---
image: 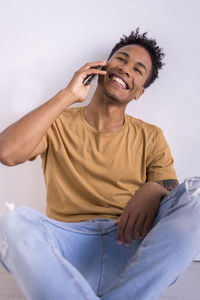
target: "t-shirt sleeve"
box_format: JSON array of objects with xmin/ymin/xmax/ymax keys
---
[
  {"xmin": 27, "ymin": 110, "xmax": 66, "ymax": 162},
  {"xmin": 146, "ymin": 128, "xmax": 177, "ymax": 181},
  {"xmin": 28, "ymin": 133, "xmax": 48, "ymax": 162}
]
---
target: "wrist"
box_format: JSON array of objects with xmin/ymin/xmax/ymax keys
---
[
  {"xmin": 148, "ymin": 181, "xmax": 169, "ymax": 196},
  {"xmin": 60, "ymin": 88, "xmax": 78, "ymax": 105},
  {"xmin": 146, "ymin": 181, "xmax": 169, "ymax": 201},
  {"xmin": 132, "ymin": 181, "xmax": 168, "ymax": 203}
]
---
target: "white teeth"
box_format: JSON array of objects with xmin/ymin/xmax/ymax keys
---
[{"xmin": 112, "ymin": 76, "xmax": 127, "ymax": 89}]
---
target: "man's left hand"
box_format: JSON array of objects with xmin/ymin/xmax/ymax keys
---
[{"xmin": 114, "ymin": 182, "xmax": 167, "ymax": 246}]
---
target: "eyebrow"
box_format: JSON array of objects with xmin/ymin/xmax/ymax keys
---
[{"xmin": 117, "ymin": 51, "xmax": 147, "ymax": 71}]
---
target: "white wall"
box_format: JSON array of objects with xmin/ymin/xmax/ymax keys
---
[{"xmin": 0, "ymin": 0, "xmax": 200, "ymax": 214}]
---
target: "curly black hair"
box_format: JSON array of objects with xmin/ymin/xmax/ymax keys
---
[{"xmin": 107, "ymin": 28, "xmax": 165, "ymax": 88}]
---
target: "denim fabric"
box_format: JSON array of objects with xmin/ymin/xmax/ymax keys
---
[{"xmin": 0, "ymin": 176, "xmax": 200, "ymax": 300}]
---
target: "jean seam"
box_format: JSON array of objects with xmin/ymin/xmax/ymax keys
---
[
  {"xmin": 39, "ymin": 217, "xmax": 92, "ymax": 300},
  {"xmin": 103, "ymin": 182, "xmax": 186, "ymax": 295},
  {"xmin": 43, "ymin": 218, "xmax": 116, "ymax": 234},
  {"xmin": 97, "ymin": 230, "xmax": 106, "ymax": 297}
]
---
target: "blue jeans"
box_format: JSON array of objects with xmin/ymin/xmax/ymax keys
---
[{"xmin": 0, "ymin": 177, "xmax": 200, "ymax": 300}]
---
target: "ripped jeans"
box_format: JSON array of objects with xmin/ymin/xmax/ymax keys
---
[{"xmin": 0, "ymin": 177, "xmax": 200, "ymax": 300}]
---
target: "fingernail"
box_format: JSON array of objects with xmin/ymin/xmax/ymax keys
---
[
  {"xmin": 125, "ymin": 243, "xmax": 130, "ymax": 247},
  {"xmin": 117, "ymin": 240, "xmax": 122, "ymax": 245}
]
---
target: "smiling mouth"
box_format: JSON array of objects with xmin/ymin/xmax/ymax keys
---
[{"xmin": 109, "ymin": 74, "xmax": 130, "ymax": 90}]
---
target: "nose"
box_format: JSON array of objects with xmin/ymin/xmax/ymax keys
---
[{"xmin": 118, "ymin": 64, "xmax": 131, "ymax": 77}]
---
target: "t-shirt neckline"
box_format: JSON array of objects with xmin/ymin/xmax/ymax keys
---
[{"xmin": 80, "ymin": 106, "xmax": 128, "ymax": 136}]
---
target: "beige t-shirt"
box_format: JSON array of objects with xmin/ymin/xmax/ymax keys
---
[{"xmin": 29, "ymin": 107, "xmax": 177, "ymax": 222}]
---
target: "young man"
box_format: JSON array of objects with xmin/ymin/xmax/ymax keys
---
[{"xmin": 0, "ymin": 28, "xmax": 200, "ymax": 300}]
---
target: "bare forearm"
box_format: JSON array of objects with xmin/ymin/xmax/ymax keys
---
[
  {"xmin": 132, "ymin": 181, "xmax": 169, "ymax": 203},
  {"xmin": 0, "ymin": 61, "xmax": 107, "ymax": 166},
  {"xmin": 0, "ymin": 88, "xmax": 75, "ymax": 165}
]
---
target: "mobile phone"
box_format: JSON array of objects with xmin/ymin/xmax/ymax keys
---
[{"xmin": 84, "ymin": 65, "xmax": 104, "ymax": 85}]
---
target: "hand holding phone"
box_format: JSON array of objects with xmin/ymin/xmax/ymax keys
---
[
  {"xmin": 84, "ymin": 65, "xmax": 105, "ymax": 85},
  {"xmin": 66, "ymin": 61, "xmax": 106, "ymax": 103}
]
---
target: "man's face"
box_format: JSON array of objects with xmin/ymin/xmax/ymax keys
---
[{"xmin": 98, "ymin": 44, "xmax": 152, "ymax": 104}]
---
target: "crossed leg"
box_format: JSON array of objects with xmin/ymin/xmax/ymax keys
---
[
  {"xmin": 0, "ymin": 207, "xmax": 100, "ymax": 300},
  {"xmin": 102, "ymin": 177, "xmax": 200, "ymax": 300},
  {"xmin": 1, "ymin": 177, "xmax": 200, "ymax": 300}
]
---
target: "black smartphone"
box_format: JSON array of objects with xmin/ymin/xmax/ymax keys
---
[{"xmin": 84, "ymin": 65, "xmax": 104, "ymax": 85}]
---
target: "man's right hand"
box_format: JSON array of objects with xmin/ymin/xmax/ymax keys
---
[
  {"xmin": 65, "ymin": 61, "xmax": 107, "ymax": 103},
  {"xmin": 0, "ymin": 61, "xmax": 107, "ymax": 166}
]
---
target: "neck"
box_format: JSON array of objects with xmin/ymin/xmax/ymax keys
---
[{"xmin": 84, "ymin": 86, "xmax": 127, "ymax": 133}]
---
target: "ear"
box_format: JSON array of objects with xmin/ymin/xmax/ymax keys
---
[{"xmin": 135, "ymin": 87, "xmax": 145, "ymax": 101}]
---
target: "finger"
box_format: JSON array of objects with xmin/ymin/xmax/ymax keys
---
[
  {"xmin": 81, "ymin": 60, "xmax": 107, "ymax": 71},
  {"xmin": 83, "ymin": 68, "xmax": 107, "ymax": 78},
  {"xmin": 140, "ymin": 215, "xmax": 154, "ymax": 239},
  {"xmin": 124, "ymin": 216, "xmax": 137, "ymax": 246},
  {"xmin": 116, "ymin": 214, "xmax": 128, "ymax": 245},
  {"xmin": 133, "ymin": 214, "xmax": 146, "ymax": 240},
  {"xmin": 82, "ymin": 68, "xmax": 107, "ymax": 86}
]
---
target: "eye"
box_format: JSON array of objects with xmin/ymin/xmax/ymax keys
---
[
  {"xmin": 117, "ymin": 57, "xmax": 125, "ymax": 62},
  {"xmin": 134, "ymin": 68, "xmax": 142, "ymax": 75}
]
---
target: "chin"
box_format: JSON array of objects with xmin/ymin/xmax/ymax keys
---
[{"xmin": 103, "ymin": 89, "xmax": 127, "ymax": 104}]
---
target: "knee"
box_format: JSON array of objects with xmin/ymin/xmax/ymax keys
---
[
  {"xmin": 182, "ymin": 177, "xmax": 200, "ymax": 216},
  {"xmin": 185, "ymin": 176, "xmax": 200, "ymax": 198},
  {"xmin": 0, "ymin": 207, "xmax": 45, "ymax": 269},
  {"xmin": 174, "ymin": 177, "xmax": 200, "ymax": 238},
  {"xmin": 168, "ymin": 178, "xmax": 200, "ymax": 234},
  {"xmin": 0, "ymin": 206, "xmax": 42, "ymax": 242}
]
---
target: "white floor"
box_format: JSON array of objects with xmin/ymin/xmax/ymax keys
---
[{"xmin": 0, "ymin": 262, "xmax": 200, "ymax": 300}]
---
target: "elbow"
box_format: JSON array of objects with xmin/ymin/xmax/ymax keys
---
[
  {"xmin": 0, "ymin": 156, "xmax": 16, "ymax": 167},
  {"xmin": 0, "ymin": 149, "xmax": 18, "ymax": 166},
  {"xmin": 0, "ymin": 146, "xmax": 28, "ymax": 166},
  {"xmin": 0, "ymin": 159, "xmax": 16, "ymax": 167}
]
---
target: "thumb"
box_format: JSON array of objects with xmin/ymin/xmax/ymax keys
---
[{"xmin": 114, "ymin": 217, "xmax": 121, "ymax": 224}]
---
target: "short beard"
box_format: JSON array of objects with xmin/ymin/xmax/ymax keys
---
[{"xmin": 103, "ymin": 89, "xmax": 124, "ymax": 104}]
